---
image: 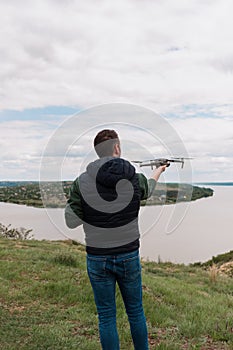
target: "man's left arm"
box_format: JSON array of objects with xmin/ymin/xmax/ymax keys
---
[{"xmin": 65, "ymin": 179, "xmax": 84, "ymax": 229}]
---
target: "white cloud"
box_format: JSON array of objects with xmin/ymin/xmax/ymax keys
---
[
  {"xmin": 0, "ymin": 0, "xmax": 233, "ymax": 111},
  {"xmin": 0, "ymin": 111, "xmax": 232, "ymax": 181},
  {"xmin": 0, "ymin": 120, "xmax": 53, "ymax": 179},
  {"xmin": 169, "ymin": 116, "xmax": 233, "ymax": 181},
  {"xmin": 0, "ymin": 0, "xmax": 233, "ymax": 181}
]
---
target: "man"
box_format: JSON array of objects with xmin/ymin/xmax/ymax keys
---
[{"xmin": 65, "ymin": 129, "xmax": 167, "ymax": 350}]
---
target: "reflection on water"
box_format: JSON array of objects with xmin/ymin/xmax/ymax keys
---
[{"xmin": 0, "ymin": 186, "xmax": 232, "ymax": 264}]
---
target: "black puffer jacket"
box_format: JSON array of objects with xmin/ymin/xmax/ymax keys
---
[{"xmin": 79, "ymin": 157, "xmax": 141, "ymax": 251}]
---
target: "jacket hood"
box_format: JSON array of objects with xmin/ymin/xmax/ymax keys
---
[{"xmin": 86, "ymin": 157, "xmax": 135, "ymax": 188}]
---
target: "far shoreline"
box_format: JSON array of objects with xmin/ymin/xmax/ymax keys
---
[{"xmin": 0, "ymin": 181, "xmax": 214, "ymax": 208}]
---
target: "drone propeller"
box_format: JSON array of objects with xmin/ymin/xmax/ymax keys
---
[{"xmin": 171, "ymin": 157, "xmax": 194, "ymax": 160}]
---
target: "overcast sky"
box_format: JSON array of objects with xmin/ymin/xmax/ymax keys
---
[{"xmin": 0, "ymin": 0, "xmax": 233, "ymax": 182}]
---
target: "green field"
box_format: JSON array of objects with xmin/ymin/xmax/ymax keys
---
[{"xmin": 0, "ymin": 238, "xmax": 232, "ymax": 349}]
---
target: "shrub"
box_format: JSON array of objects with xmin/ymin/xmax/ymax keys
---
[
  {"xmin": 0, "ymin": 223, "xmax": 33, "ymax": 240},
  {"xmin": 53, "ymin": 253, "xmax": 77, "ymax": 267}
]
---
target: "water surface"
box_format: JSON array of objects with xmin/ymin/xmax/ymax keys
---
[{"xmin": 1, "ymin": 186, "xmax": 232, "ymax": 264}]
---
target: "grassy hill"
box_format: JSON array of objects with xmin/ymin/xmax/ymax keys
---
[{"xmin": 0, "ymin": 238, "xmax": 232, "ymax": 349}]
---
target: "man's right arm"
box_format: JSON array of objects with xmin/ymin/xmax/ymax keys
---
[
  {"xmin": 138, "ymin": 173, "xmax": 156, "ymax": 200},
  {"xmin": 150, "ymin": 165, "xmax": 167, "ymax": 182},
  {"xmin": 64, "ymin": 179, "xmax": 84, "ymax": 229}
]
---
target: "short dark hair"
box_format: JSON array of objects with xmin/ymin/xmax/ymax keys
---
[{"xmin": 94, "ymin": 129, "xmax": 119, "ymax": 157}]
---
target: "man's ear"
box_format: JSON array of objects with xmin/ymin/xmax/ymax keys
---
[{"xmin": 113, "ymin": 142, "xmax": 121, "ymax": 156}]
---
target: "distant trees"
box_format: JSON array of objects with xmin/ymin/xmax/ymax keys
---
[{"xmin": 0, "ymin": 182, "xmax": 214, "ymax": 208}]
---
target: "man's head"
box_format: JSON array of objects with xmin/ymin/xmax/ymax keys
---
[{"xmin": 94, "ymin": 129, "xmax": 121, "ymax": 158}]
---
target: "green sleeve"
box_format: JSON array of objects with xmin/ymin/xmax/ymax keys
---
[
  {"xmin": 64, "ymin": 178, "xmax": 84, "ymax": 228},
  {"xmin": 137, "ymin": 173, "xmax": 156, "ymax": 200}
]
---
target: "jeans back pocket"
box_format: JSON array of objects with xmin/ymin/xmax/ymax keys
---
[
  {"xmin": 123, "ymin": 255, "xmax": 141, "ymax": 280},
  {"xmin": 87, "ymin": 256, "xmax": 107, "ymax": 281}
]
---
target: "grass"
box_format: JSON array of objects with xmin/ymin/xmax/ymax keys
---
[{"xmin": 0, "ymin": 238, "xmax": 233, "ymax": 349}]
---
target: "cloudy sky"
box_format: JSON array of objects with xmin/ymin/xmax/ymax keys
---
[{"xmin": 0, "ymin": 0, "xmax": 233, "ymax": 182}]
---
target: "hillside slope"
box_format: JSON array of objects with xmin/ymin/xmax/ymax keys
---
[{"xmin": 0, "ymin": 238, "xmax": 232, "ymax": 349}]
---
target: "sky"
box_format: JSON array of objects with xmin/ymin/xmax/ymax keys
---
[{"xmin": 0, "ymin": 0, "xmax": 233, "ymax": 182}]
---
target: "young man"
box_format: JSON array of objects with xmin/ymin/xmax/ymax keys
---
[{"xmin": 65, "ymin": 129, "xmax": 167, "ymax": 350}]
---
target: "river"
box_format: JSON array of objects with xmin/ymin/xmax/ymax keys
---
[{"xmin": 0, "ymin": 186, "xmax": 232, "ymax": 264}]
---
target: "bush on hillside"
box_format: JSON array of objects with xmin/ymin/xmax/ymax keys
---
[{"xmin": 0, "ymin": 223, "xmax": 33, "ymax": 240}]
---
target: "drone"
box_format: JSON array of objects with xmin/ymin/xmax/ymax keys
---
[{"xmin": 132, "ymin": 157, "xmax": 192, "ymax": 170}]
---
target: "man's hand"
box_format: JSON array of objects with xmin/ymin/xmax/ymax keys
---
[{"xmin": 150, "ymin": 164, "xmax": 167, "ymax": 182}]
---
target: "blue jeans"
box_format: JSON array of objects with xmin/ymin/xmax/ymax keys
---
[{"xmin": 86, "ymin": 249, "xmax": 149, "ymax": 350}]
